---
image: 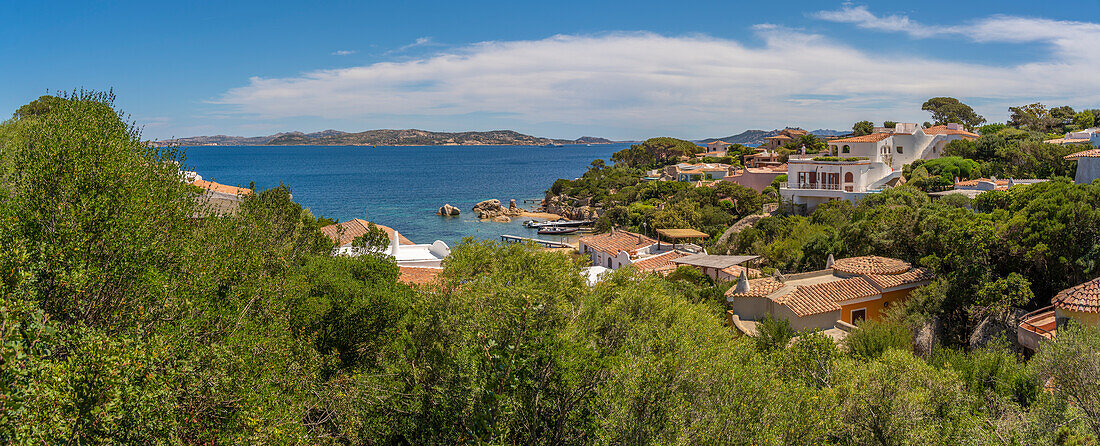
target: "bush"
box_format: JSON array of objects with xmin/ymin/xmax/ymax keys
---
[
  {"xmin": 755, "ymin": 314, "xmax": 795, "ymax": 351},
  {"xmin": 844, "ymin": 319, "xmax": 912, "ymax": 360}
]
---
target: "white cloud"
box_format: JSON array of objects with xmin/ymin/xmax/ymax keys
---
[
  {"xmin": 388, "ymin": 37, "xmax": 439, "ymax": 54},
  {"xmin": 216, "ymin": 18, "xmax": 1100, "ymax": 138},
  {"xmin": 331, "ymin": 50, "xmax": 356, "ymax": 56},
  {"xmin": 811, "ymin": 5, "xmax": 948, "ymax": 38}
]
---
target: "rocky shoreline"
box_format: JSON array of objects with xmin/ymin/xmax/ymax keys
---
[{"xmin": 540, "ymin": 194, "xmax": 602, "ymax": 220}]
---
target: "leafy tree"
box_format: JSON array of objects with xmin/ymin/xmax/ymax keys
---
[
  {"xmin": 977, "ymin": 123, "xmax": 1008, "ymax": 135},
  {"xmin": 883, "ymin": 120, "xmax": 898, "ymax": 129},
  {"xmin": 1007, "ymin": 102, "xmax": 1078, "ymax": 133},
  {"xmin": 610, "ymin": 137, "xmax": 698, "ymax": 169},
  {"xmin": 1075, "ymin": 109, "xmax": 1096, "ymax": 130},
  {"xmin": 349, "ymin": 221, "xmax": 391, "ymax": 252},
  {"xmin": 974, "ymin": 272, "xmax": 1034, "ymax": 314},
  {"xmin": 852, "ymin": 120, "xmax": 874, "ymax": 136},
  {"xmin": 922, "ymin": 96, "xmax": 986, "ymax": 130}
]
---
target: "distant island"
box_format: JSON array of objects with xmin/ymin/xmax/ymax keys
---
[
  {"xmin": 697, "ymin": 128, "xmax": 844, "ymax": 145},
  {"xmin": 152, "ymin": 129, "xmax": 619, "ymax": 147}
]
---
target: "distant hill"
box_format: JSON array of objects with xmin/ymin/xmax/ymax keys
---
[
  {"xmin": 153, "ymin": 129, "xmax": 618, "ymax": 147},
  {"xmin": 810, "ymin": 129, "xmax": 848, "ymax": 137},
  {"xmin": 697, "ymin": 128, "xmax": 844, "ymax": 146}
]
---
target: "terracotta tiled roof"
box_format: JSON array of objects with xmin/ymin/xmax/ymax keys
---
[
  {"xmin": 1048, "ymin": 138, "xmax": 1093, "ymax": 145},
  {"xmin": 1052, "ymin": 277, "xmax": 1100, "ymax": 314},
  {"xmin": 399, "ymin": 266, "xmax": 441, "ymax": 285},
  {"xmin": 766, "ymin": 134, "xmax": 793, "ymax": 140},
  {"xmin": 865, "ymin": 267, "xmax": 935, "ymax": 289},
  {"xmin": 320, "ymin": 219, "xmax": 414, "ymax": 247},
  {"xmin": 830, "ymin": 133, "xmax": 892, "ymax": 143},
  {"xmin": 1065, "ymin": 148, "xmax": 1100, "ymax": 160},
  {"xmin": 725, "ymin": 277, "xmax": 784, "ymax": 298},
  {"xmin": 578, "ymin": 231, "xmax": 656, "ymax": 256},
  {"xmin": 632, "ymin": 250, "xmax": 688, "ymax": 273},
  {"xmin": 923, "ymin": 125, "xmax": 979, "ymax": 138},
  {"xmin": 191, "ymin": 179, "xmax": 253, "ymax": 196},
  {"xmin": 832, "ymin": 256, "xmax": 911, "ymax": 276},
  {"xmin": 954, "ymin": 178, "xmax": 1010, "ymax": 187},
  {"xmin": 679, "ymin": 163, "xmax": 731, "ymax": 172},
  {"xmin": 776, "ymin": 277, "xmax": 880, "ymax": 316},
  {"xmin": 720, "ymin": 264, "xmax": 762, "ymax": 279}
]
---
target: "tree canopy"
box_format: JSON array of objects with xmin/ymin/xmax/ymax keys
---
[
  {"xmin": 921, "ymin": 97, "xmax": 986, "ymax": 130},
  {"xmin": 3, "ymin": 92, "xmax": 1099, "ymax": 444}
]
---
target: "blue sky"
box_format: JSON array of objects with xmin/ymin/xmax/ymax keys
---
[{"xmin": 3, "ymin": 1, "xmax": 1099, "ymax": 140}]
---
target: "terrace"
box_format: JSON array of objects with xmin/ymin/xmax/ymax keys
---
[{"xmin": 1017, "ymin": 306, "xmax": 1056, "ymax": 352}]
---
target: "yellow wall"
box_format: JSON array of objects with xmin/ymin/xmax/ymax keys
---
[
  {"xmin": 838, "ymin": 289, "xmax": 913, "ymax": 325},
  {"xmin": 1060, "ymin": 308, "xmax": 1100, "ymax": 327}
]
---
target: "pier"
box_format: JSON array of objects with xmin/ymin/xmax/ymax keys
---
[{"xmin": 500, "ymin": 235, "xmax": 575, "ymax": 249}]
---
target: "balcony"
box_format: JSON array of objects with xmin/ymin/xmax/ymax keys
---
[
  {"xmin": 1017, "ymin": 306, "xmax": 1056, "ymax": 351},
  {"xmin": 788, "ymin": 182, "xmax": 841, "ymax": 190}
]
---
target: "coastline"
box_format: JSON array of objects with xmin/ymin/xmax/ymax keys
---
[{"xmin": 165, "ymin": 142, "xmax": 624, "ymax": 148}]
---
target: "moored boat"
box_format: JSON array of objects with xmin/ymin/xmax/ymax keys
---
[{"xmin": 538, "ymin": 226, "xmax": 578, "ymax": 235}]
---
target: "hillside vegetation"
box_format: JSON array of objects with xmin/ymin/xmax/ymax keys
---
[{"xmin": 1, "ymin": 93, "xmax": 1098, "ymax": 444}]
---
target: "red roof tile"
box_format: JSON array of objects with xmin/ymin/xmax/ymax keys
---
[
  {"xmin": 579, "ymin": 231, "xmax": 656, "ymax": 256},
  {"xmin": 832, "ymin": 256, "xmax": 911, "ymax": 276},
  {"xmin": 865, "ymin": 268, "xmax": 935, "ymax": 289},
  {"xmin": 725, "ymin": 277, "xmax": 784, "ymax": 298},
  {"xmin": 954, "ymin": 178, "xmax": 1010, "ymax": 187},
  {"xmin": 632, "ymin": 250, "xmax": 688, "ymax": 273},
  {"xmin": 830, "ymin": 133, "xmax": 893, "ymax": 143},
  {"xmin": 1052, "ymin": 277, "xmax": 1100, "ymax": 314},
  {"xmin": 320, "ymin": 219, "xmax": 413, "ymax": 247},
  {"xmin": 1065, "ymin": 148, "xmax": 1100, "ymax": 160},
  {"xmin": 776, "ymin": 277, "xmax": 880, "ymax": 316},
  {"xmin": 399, "ymin": 266, "xmax": 441, "ymax": 285},
  {"xmin": 192, "ymin": 179, "xmax": 253, "ymax": 196},
  {"xmin": 923, "ymin": 125, "xmax": 979, "ymax": 138},
  {"xmin": 720, "ymin": 264, "xmax": 763, "ymax": 279}
]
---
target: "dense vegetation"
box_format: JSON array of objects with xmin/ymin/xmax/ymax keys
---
[
  {"xmin": 549, "ymin": 139, "xmax": 764, "ymax": 239},
  {"xmin": 2, "ymin": 93, "xmax": 1100, "ymax": 444},
  {"xmin": 720, "ymin": 182, "xmax": 1100, "ymax": 341}
]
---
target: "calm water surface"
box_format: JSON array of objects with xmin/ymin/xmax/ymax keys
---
[{"xmin": 181, "ymin": 144, "xmax": 626, "ymax": 246}]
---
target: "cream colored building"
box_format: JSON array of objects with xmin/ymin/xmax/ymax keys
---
[{"xmin": 780, "ymin": 123, "xmax": 978, "ymax": 211}]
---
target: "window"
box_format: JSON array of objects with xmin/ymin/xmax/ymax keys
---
[
  {"xmin": 607, "ymin": 257, "xmax": 612, "ymax": 268},
  {"xmin": 896, "ymin": 146, "xmax": 904, "ymax": 154},
  {"xmin": 844, "ymin": 172, "xmax": 854, "ymax": 182},
  {"xmin": 883, "ymin": 300, "xmax": 890, "ymax": 308},
  {"xmin": 842, "ymin": 144, "xmax": 850, "ymax": 153},
  {"xmin": 851, "ymin": 308, "xmax": 867, "ymax": 323}
]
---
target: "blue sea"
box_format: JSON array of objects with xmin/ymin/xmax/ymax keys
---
[{"xmin": 181, "ymin": 144, "xmax": 628, "ymax": 246}]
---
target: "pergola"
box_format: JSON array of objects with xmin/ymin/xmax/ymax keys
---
[
  {"xmin": 671, "ymin": 253, "xmax": 761, "ymax": 281},
  {"xmin": 655, "ymin": 228, "xmax": 708, "ymax": 250},
  {"xmin": 671, "ymin": 254, "xmax": 760, "ymax": 269}
]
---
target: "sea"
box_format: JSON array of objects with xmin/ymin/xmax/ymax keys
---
[{"xmin": 181, "ymin": 144, "xmax": 628, "ymax": 246}]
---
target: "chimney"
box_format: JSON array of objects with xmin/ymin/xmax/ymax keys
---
[
  {"xmin": 390, "ymin": 230, "xmax": 401, "ymax": 257},
  {"xmin": 773, "ymin": 269, "xmax": 784, "ymax": 283},
  {"xmin": 732, "ymin": 269, "xmax": 751, "ymax": 295},
  {"xmin": 826, "ymin": 253, "xmax": 835, "ymax": 269}
]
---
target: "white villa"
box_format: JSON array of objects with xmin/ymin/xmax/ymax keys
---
[
  {"xmin": 665, "ymin": 163, "xmax": 733, "ymax": 182},
  {"xmin": 578, "ymin": 230, "xmax": 693, "ymax": 270},
  {"xmin": 1065, "ymin": 148, "xmax": 1100, "ymax": 185},
  {"xmin": 780, "ymin": 123, "xmax": 978, "ymax": 210},
  {"xmin": 320, "ymin": 218, "xmax": 450, "ymax": 267},
  {"xmin": 1045, "ymin": 128, "xmax": 1100, "ymax": 146}
]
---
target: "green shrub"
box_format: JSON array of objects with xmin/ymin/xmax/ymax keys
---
[{"xmin": 844, "ymin": 319, "xmax": 912, "ymax": 360}]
